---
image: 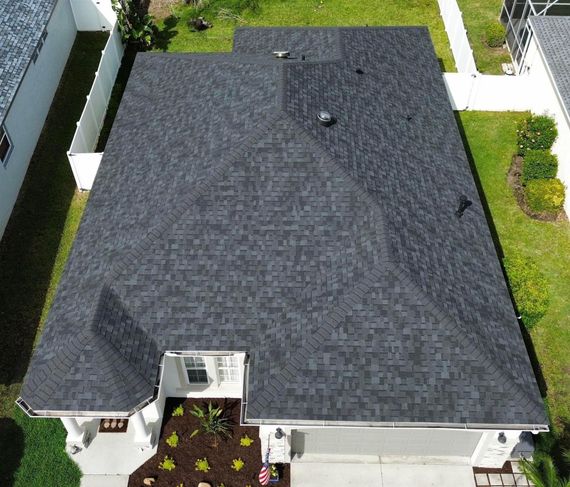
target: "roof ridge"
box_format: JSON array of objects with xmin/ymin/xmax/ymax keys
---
[
  {"xmin": 249, "ymin": 262, "xmax": 388, "ymax": 417},
  {"xmin": 103, "ymin": 113, "xmax": 280, "ymax": 284},
  {"xmin": 386, "ymin": 260, "xmax": 545, "ymax": 420},
  {"xmin": 23, "ymin": 289, "xmax": 154, "ymax": 410}
]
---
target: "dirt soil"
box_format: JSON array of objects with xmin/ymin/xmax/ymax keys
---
[
  {"xmin": 149, "ymin": 0, "xmax": 177, "ymax": 18},
  {"xmin": 508, "ymin": 155, "xmax": 568, "ymax": 222},
  {"xmin": 129, "ymin": 397, "xmax": 290, "ymax": 487}
]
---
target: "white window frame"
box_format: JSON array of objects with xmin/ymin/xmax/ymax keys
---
[
  {"xmin": 215, "ymin": 355, "xmax": 239, "ymax": 383},
  {"xmin": 0, "ymin": 126, "xmax": 13, "ymax": 167},
  {"xmin": 183, "ymin": 356, "xmax": 209, "ymax": 385}
]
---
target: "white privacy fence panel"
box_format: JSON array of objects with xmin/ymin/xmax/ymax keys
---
[
  {"xmin": 71, "ymin": 0, "xmax": 115, "ymax": 31},
  {"xmin": 438, "ymin": 0, "xmax": 478, "ymax": 73},
  {"xmin": 67, "ymin": 22, "xmax": 124, "ymax": 190},
  {"xmin": 444, "ymin": 73, "xmax": 533, "ymax": 111}
]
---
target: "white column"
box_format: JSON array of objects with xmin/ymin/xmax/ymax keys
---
[
  {"xmin": 61, "ymin": 417, "xmax": 85, "ymax": 445},
  {"xmin": 259, "ymin": 425, "xmax": 291, "ymax": 463},
  {"xmin": 132, "ymin": 411, "xmax": 153, "ymax": 447},
  {"xmin": 472, "ymin": 430, "xmax": 522, "ymax": 468}
]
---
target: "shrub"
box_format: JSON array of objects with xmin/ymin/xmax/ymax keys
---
[
  {"xmin": 166, "ymin": 431, "xmax": 179, "ymax": 448},
  {"xmin": 231, "ymin": 458, "xmax": 245, "ymax": 471},
  {"xmin": 191, "ymin": 402, "xmax": 232, "ymax": 447},
  {"xmin": 522, "ymin": 149, "xmax": 558, "ymax": 182},
  {"xmin": 485, "ymin": 22, "xmax": 506, "ymax": 47},
  {"xmin": 172, "ymin": 404, "xmax": 184, "ymax": 417},
  {"xmin": 240, "ymin": 434, "xmax": 254, "ymax": 447},
  {"xmin": 195, "ymin": 457, "xmax": 211, "ymax": 472},
  {"xmin": 517, "ymin": 114, "xmax": 558, "ymax": 155},
  {"xmin": 158, "ymin": 455, "xmax": 176, "ymax": 471},
  {"xmin": 503, "ymin": 252, "xmax": 549, "ymax": 328},
  {"xmin": 525, "ymin": 178, "xmax": 565, "ymax": 214}
]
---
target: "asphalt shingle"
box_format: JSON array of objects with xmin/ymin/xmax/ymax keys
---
[{"xmin": 21, "ymin": 27, "xmax": 547, "ymax": 427}]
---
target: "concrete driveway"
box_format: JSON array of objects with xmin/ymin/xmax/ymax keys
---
[{"xmin": 291, "ymin": 463, "xmax": 476, "ymax": 487}]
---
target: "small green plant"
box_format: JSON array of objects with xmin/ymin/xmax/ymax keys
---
[
  {"xmin": 485, "ymin": 21, "xmax": 506, "ymax": 47},
  {"xmin": 522, "ymin": 149, "xmax": 558, "ymax": 182},
  {"xmin": 190, "ymin": 428, "xmax": 200, "ymax": 439},
  {"xmin": 217, "ymin": 484, "xmax": 226, "ymax": 487},
  {"xmin": 195, "ymin": 457, "xmax": 211, "ymax": 472},
  {"xmin": 172, "ymin": 404, "xmax": 184, "ymax": 417},
  {"xmin": 517, "ymin": 114, "xmax": 558, "ymax": 155},
  {"xmin": 270, "ymin": 464, "xmax": 279, "ymax": 479},
  {"xmin": 525, "ymin": 178, "xmax": 565, "ymax": 214},
  {"xmin": 504, "ymin": 251, "xmax": 550, "ymax": 328},
  {"xmin": 231, "ymin": 458, "xmax": 245, "ymax": 471},
  {"xmin": 240, "ymin": 434, "xmax": 254, "ymax": 446},
  {"xmin": 191, "ymin": 402, "xmax": 232, "ymax": 447},
  {"xmin": 166, "ymin": 431, "xmax": 179, "ymax": 447},
  {"xmin": 158, "ymin": 455, "xmax": 176, "ymax": 471}
]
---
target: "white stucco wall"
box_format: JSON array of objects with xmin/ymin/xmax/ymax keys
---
[
  {"xmin": 523, "ymin": 36, "xmax": 570, "ymax": 216},
  {"xmin": 0, "ymin": 0, "xmax": 77, "ymax": 239}
]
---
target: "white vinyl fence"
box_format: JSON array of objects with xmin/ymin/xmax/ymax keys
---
[
  {"xmin": 70, "ymin": 0, "xmax": 116, "ymax": 31},
  {"xmin": 67, "ymin": 22, "xmax": 124, "ymax": 190},
  {"xmin": 443, "ymin": 73, "xmax": 533, "ymax": 111},
  {"xmin": 438, "ymin": 0, "xmax": 478, "ymax": 74}
]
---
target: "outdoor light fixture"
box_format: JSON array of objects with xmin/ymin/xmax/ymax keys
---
[
  {"xmin": 275, "ymin": 427, "xmax": 285, "ymax": 439},
  {"xmin": 498, "ymin": 432, "xmax": 507, "ymax": 444}
]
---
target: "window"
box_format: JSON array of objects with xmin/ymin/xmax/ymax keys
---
[
  {"xmin": 184, "ymin": 356, "xmax": 208, "ymax": 384},
  {"xmin": 0, "ymin": 127, "xmax": 12, "ymax": 166},
  {"xmin": 216, "ymin": 356, "xmax": 239, "ymax": 383}
]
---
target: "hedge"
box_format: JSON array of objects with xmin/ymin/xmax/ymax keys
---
[
  {"xmin": 522, "ymin": 149, "xmax": 558, "ymax": 182},
  {"xmin": 525, "ymin": 178, "xmax": 565, "ymax": 214},
  {"xmin": 503, "ymin": 252, "xmax": 549, "ymax": 329},
  {"xmin": 485, "ymin": 22, "xmax": 506, "ymax": 48},
  {"xmin": 517, "ymin": 114, "xmax": 558, "ymax": 155}
]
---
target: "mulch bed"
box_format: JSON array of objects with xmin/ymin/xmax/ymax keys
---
[
  {"xmin": 508, "ymin": 155, "xmax": 568, "ymax": 222},
  {"xmin": 473, "ymin": 460, "xmax": 513, "ymax": 475},
  {"xmin": 129, "ymin": 397, "xmax": 290, "ymax": 487}
]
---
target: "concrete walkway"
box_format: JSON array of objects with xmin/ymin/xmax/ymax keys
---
[
  {"xmin": 81, "ymin": 474, "xmax": 129, "ymax": 487},
  {"xmin": 292, "ymin": 463, "xmax": 476, "ymax": 487}
]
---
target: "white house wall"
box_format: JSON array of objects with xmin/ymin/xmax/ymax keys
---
[
  {"xmin": 0, "ymin": 0, "xmax": 76, "ymax": 239},
  {"xmin": 523, "ymin": 36, "xmax": 570, "ymax": 216},
  {"xmin": 159, "ymin": 353, "xmax": 245, "ymax": 399}
]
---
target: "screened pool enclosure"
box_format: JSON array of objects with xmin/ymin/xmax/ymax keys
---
[{"xmin": 501, "ymin": 0, "xmax": 570, "ymax": 71}]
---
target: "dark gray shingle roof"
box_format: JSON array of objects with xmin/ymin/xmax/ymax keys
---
[
  {"xmin": 21, "ymin": 27, "xmax": 547, "ymax": 427},
  {"xmin": 0, "ymin": 0, "xmax": 57, "ymax": 125},
  {"xmin": 529, "ymin": 16, "xmax": 570, "ymax": 118}
]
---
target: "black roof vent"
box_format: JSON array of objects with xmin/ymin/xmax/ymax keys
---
[
  {"xmin": 355, "ymin": 68, "xmax": 364, "ymax": 74},
  {"xmin": 273, "ymin": 51, "xmax": 290, "ymax": 59},
  {"xmin": 317, "ymin": 110, "xmax": 335, "ymax": 127},
  {"xmin": 455, "ymin": 195, "xmax": 472, "ymax": 218}
]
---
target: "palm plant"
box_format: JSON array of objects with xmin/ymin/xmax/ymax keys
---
[
  {"xmin": 190, "ymin": 402, "xmax": 232, "ymax": 447},
  {"xmin": 521, "ymin": 454, "xmax": 570, "ymax": 487}
]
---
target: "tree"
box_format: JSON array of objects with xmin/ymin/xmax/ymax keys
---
[
  {"xmin": 521, "ymin": 454, "xmax": 570, "ymax": 487},
  {"xmin": 190, "ymin": 402, "xmax": 232, "ymax": 448}
]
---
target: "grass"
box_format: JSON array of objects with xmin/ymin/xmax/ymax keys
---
[
  {"xmin": 458, "ymin": 112, "xmax": 570, "ymax": 449},
  {"xmin": 456, "ymin": 0, "xmax": 511, "ymax": 73},
  {"xmin": 153, "ymin": 0, "xmax": 456, "ymax": 71},
  {"xmin": 0, "ymin": 32, "xmax": 108, "ymax": 486}
]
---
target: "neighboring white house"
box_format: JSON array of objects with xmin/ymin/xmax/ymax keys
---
[
  {"xmin": 0, "ymin": 0, "xmax": 114, "ymax": 240},
  {"xmin": 18, "ymin": 27, "xmax": 547, "ymax": 486}
]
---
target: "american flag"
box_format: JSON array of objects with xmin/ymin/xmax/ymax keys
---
[{"xmin": 258, "ymin": 464, "xmax": 270, "ymax": 485}]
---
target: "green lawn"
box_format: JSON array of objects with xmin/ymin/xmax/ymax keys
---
[
  {"xmin": 458, "ymin": 112, "xmax": 570, "ymax": 448},
  {"xmin": 0, "ymin": 32, "xmax": 108, "ymax": 486},
  {"xmin": 457, "ymin": 0, "xmax": 511, "ymax": 74},
  {"xmin": 154, "ymin": 0, "xmax": 455, "ymax": 71}
]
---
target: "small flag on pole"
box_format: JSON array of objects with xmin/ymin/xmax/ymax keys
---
[{"xmin": 259, "ymin": 464, "xmax": 270, "ymax": 485}]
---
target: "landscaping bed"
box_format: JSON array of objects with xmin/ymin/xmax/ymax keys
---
[{"xmin": 129, "ymin": 398, "xmax": 290, "ymax": 487}]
